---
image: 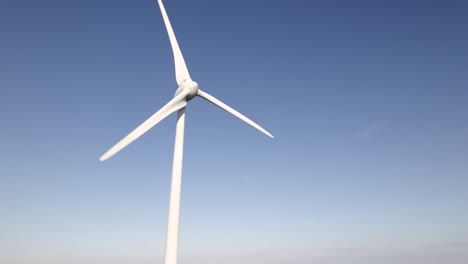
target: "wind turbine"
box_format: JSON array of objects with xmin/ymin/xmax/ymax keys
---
[{"xmin": 100, "ymin": 1, "xmax": 273, "ymax": 264}]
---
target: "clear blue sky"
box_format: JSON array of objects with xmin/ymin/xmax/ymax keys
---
[{"xmin": 1, "ymin": 0, "xmax": 468, "ymax": 263}]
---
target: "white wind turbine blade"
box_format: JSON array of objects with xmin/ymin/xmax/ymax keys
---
[
  {"xmin": 157, "ymin": 0, "xmax": 191, "ymax": 85},
  {"xmin": 197, "ymin": 90, "xmax": 273, "ymax": 138},
  {"xmin": 100, "ymin": 91, "xmax": 189, "ymax": 161}
]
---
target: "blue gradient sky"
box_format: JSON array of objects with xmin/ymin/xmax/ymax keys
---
[{"xmin": 1, "ymin": 0, "xmax": 468, "ymax": 263}]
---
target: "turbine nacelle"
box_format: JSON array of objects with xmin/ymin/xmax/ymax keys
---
[{"xmin": 175, "ymin": 79, "xmax": 199, "ymax": 101}]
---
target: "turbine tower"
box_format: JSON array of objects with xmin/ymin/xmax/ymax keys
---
[{"xmin": 100, "ymin": 1, "xmax": 273, "ymax": 263}]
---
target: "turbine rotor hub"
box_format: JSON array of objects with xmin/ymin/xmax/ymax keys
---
[{"xmin": 175, "ymin": 79, "xmax": 199, "ymax": 101}]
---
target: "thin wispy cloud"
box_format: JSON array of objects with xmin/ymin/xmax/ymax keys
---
[
  {"xmin": 358, "ymin": 122, "xmax": 385, "ymax": 138},
  {"xmin": 424, "ymin": 242, "xmax": 468, "ymax": 248},
  {"xmin": 295, "ymin": 220, "xmax": 316, "ymax": 229},
  {"xmin": 296, "ymin": 220, "xmax": 316, "ymax": 230},
  {"xmin": 335, "ymin": 246, "xmax": 367, "ymax": 251}
]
